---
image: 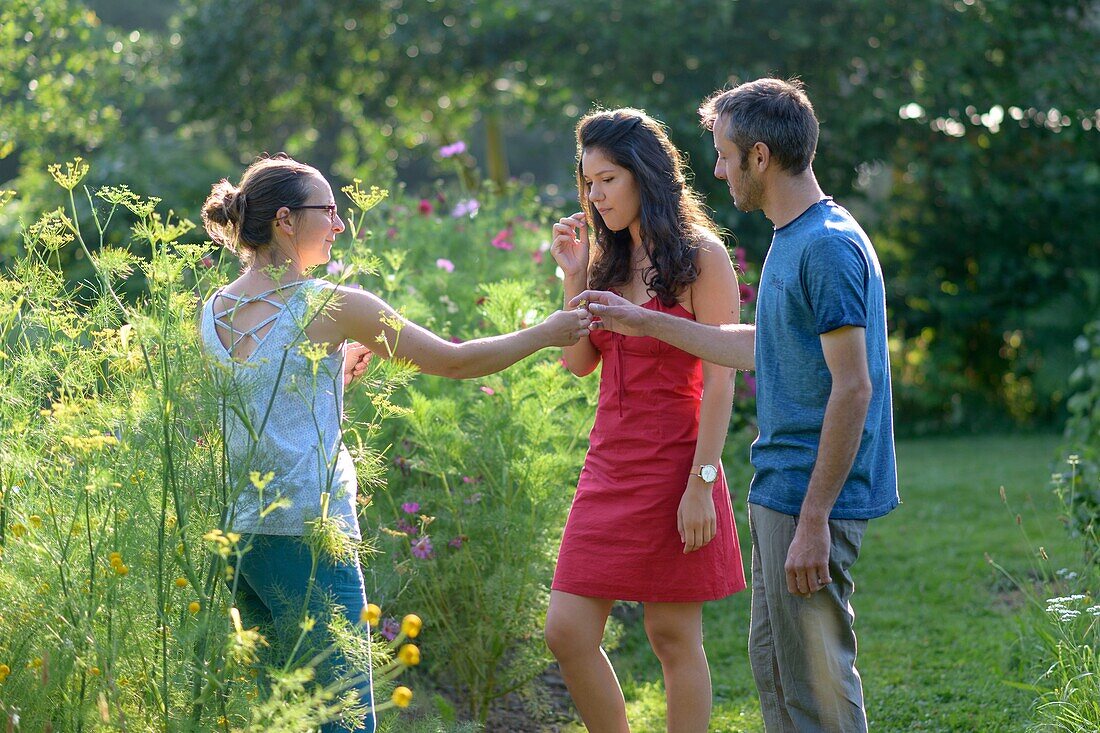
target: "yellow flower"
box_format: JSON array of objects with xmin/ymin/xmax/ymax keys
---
[
  {"xmin": 398, "ymin": 644, "xmax": 420, "ymax": 666},
  {"xmin": 0, "ymin": 663, "xmax": 9, "ymax": 681},
  {"xmin": 29, "ymin": 515, "xmax": 42, "ymax": 529},
  {"xmin": 360, "ymin": 603, "xmax": 382, "ymax": 627},
  {"xmin": 89, "ymin": 666, "xmax": 100, "ymax": 676},
  {"xmin": 10, "ymin": 523, "xmax": 26, "ymax": 538},
  {"xmin": 249, "ymin": 470, "xmax": 275, "ymax": 490},
  {"xmin": 391, "ymin": 686, "xmax": 413, "ymax": 708},
  {"xmin": 188, "ymin": 601, "xmax": 201, "ymax": 614},
  {"xmin": 114, "ymin": 564, "xmax": 129, "ymax": 576},
  {"xmin": 108, "ymin": 551, "xmax": 122, "ymax": 564},
  {"xmin": 401, "ymin": 614, "xmax": 422, "ymax": 639},
  {"xmin": 175, "ymin": 577, "xmax": 188, "ymax": 588}
]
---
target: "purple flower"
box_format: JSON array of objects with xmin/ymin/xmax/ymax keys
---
[
  {"xmin": 401, "ymin": 502, "xmax": 420, "ymax": 515},
  {"xmin": 742, "ymin": 372, "xmax": 757, "ymax": 398},
  {"xmin": 448, "ymin": 535, "xmax": 467, "ymax": 549},
  {"xmin": 380, "ymin": 617, "xmax": 400, "ymax": 641},
  {"xmin": 411, "ymin": 535, "xmax": 434, "ymax": 559},
  {"xmin": 451, "ymin": 199, "xmax": 479, "ymax": 218},
  {"xmin": 418, "ymin": 199, "xmax": 433, "ymax": 215},
  {"xmin": 739, "ymin": 282, "xmax": 757, "ymax": 305},
  {"xmin": 395, "ymin": 518, "xmax": 418, "ymax": 536},
  {"xmin": 327, "ymin": 260, "xmax": 346, "ymax": 275},
  {"xmin": 436, "ymin": 258, "xmax": 455, "ymax": 273},
  {"xmin": 439, "ymin": 141, "xmax": 467, "ymax": 158}
]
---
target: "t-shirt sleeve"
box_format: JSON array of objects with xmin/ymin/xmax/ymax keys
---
[{"xmin": 799, "ymin": 236, "xmax": 869, "ymax": 335}]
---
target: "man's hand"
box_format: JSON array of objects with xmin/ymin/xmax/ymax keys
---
[
  {"xmin": 343, "ymin": 341, "xmax": 372, "ymax": 387},
  {"xmin": 784, "ymin": 517, "xmax": 832, "ymax": 597},
  {"xmin": 568, "ymin": 290, "xmax": 651, "ymax": 337}
]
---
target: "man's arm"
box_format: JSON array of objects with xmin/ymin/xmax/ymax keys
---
[
  {"xmin": 570, "ymin": 289, "xmax": 755, "ymax": 370},
  {"xmin": 783, "ymin": 325, "xmax": 872, "ymax": 597}
]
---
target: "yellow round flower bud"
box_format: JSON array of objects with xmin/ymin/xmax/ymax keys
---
[
  {"xmin": 175, "ymin": 577, "xmax": 188, "ymax": 588},
  {"xmin": 360, "ymin": 603, "xmax": 382, "ymax": 627},
  {"xmin": 398, "ymin": 644, "xmax": 420, "ymax": 666},
  {"xmin": 114, "ymin": 564, "xmax": 129, "ymax": 576},
  {"xmin": 89, "ymin": 666, "xmax": 100, "ymax": 676},
  {"xmin": 188, "ymin": 601, "xmax": 201, "ymax": 614},
  {"xmin": 401, "ymin": 614, "xmax": 422, "ymax": 638},
  {"xmin": 391, "ymin": 686, "xmax": 413, "ymax": 708},
  {"xmin": 108, "ymin": 551, "xmax": 122, "ymax": 563}
]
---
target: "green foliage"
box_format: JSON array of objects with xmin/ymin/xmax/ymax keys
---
[
  {"xmin": 1061, "ymin": 321, "xmax": 1100, "ymax": 563},
  {"xmin": 344, "ymin": 190, "xmax": 594, "ymax": 723}
]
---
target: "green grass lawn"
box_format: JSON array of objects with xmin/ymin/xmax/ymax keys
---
[{"xmin": 561, "ymin": 433, "xmax": 1078, "ymax": 733}]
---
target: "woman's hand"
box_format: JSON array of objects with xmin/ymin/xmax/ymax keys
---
[
  {"xmin": 537, "ymin": 307, "xmax": 594, "ymax": 347},
  {"xmin": 550, "ymin": 212, "xmax": 591, "ymax": 278},
  {"xmin": 343, "ymin": 341, "xmax": 372, "ymax": 387},
  {"xmin": 677, "ymin": 478, "xmax": 717, "ymax": 553}
]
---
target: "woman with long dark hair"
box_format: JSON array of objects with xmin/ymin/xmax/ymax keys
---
[{"xmin": 546, "ymin": 109, "xmax": 746, "ymax": 733}]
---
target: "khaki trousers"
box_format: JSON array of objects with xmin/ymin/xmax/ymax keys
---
[{"xmin": 748, "ymin": 503, "xmax": 869, "ymax": 733}]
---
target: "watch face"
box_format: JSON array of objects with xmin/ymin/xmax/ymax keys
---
[{"xmin": 701, "ymin": 464, "xmax": 718, "ymax": 482}]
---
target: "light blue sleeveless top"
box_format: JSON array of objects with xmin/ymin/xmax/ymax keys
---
[{"xmin": 200, "ymin": 278, "xmax": 359, "ymax": 539}]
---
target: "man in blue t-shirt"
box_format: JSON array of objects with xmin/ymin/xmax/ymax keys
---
[{"xmin": 572, "ymin": 78, "xmax": 898, "ymax": 732}]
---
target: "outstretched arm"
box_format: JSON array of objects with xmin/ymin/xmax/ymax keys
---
[
  {"xmin": 334, "ymin": 285, "xmax": 591, "ymax": 379},
  {"xmin": 570, "ymin": 289, "xmax": 755, "ymax": 370}
]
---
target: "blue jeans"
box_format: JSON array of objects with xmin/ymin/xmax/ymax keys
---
[{"xmin": 233, "ymin": 534, "xmax": 376, "ymax": 733}]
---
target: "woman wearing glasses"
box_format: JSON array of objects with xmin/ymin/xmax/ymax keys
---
[{"xmin": 199, "ymin": 153, "xmax": 591, "ymax": 732}]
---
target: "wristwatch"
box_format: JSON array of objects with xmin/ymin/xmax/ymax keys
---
[{"xmin": 691, "ymin": 464, "xmax": 719, "ymax": 483}]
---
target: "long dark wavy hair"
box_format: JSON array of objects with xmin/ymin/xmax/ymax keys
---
[{"xmin": 577, "ymin": 108, "xmax": 718, "ymax": 307}]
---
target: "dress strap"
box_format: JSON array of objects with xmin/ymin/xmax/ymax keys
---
[{"xmin": 211, "ymin": 280, "xmax": 309, "ymax": 354}]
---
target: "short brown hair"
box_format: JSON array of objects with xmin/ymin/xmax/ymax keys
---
[{"xmin": 699, "ymin": 78, "xmax": 819, "ymax": 173}]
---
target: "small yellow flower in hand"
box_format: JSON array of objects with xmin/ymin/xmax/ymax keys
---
[
  {"xmin": 392, "ymin": 686, "xmax": 413, "ymax": 708},
  {"xmin": 360, "ymin": 603, "xmax": 382, "ymax": 627},
  {"xmin": 401, "ymin": 613, "xmax": 422, "ymax": 638},
  {"xmin": 398, "ymin": 644, "xmax": 420, "ymax": 666}
]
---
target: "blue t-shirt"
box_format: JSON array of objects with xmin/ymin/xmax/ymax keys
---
[{"xmin": 748, "ymin": 198, "xmax": 898, "ymax": 520}]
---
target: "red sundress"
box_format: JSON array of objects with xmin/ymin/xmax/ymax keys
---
[{"xmin": 552, "ymin": 296, "xmax": 747, "ymax": 602}]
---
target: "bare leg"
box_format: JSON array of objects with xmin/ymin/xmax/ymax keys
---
[
  {"xmin": 545, "ymin": 590, "xmax": 630, "ymax": 733},
  {"xmin": 643, "ymin": 602, "xmax": 711, "ymax": 733}
]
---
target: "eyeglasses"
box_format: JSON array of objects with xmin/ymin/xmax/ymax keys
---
[{"xmin": 291, "ymin": 204, "xmax": 338, "ymax": 222}]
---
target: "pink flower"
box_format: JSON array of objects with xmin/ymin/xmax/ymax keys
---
[
  {"xmin": 439, "ymin": 141, "xmax": 467, "ymax": 158},
  {"xmin": 449, "ymin": 336, "xmax": 464, "ymax": 344},
  {"xmin": 734, "ymin": 246, "xmax": 748, "ymax": 271},
  {"xmin": 327, "ymin": 260, "xmax": 346, "ymax": 275},
  {"xmin": 742, "ymin": 372, "xmax": 757, "ymax": 398},
  {"xmin": 739, "ymin": 282, "xmax": 757, "ymax": 305},
  {"xmin": 448, "ymin": 535, "xmax": 467, "ymax": 549},
  {"xmin": 411, "ymin": 535, "xmax": 434, "ymax": 559},
  {"xmin": 451, "ymin": 198, "xmax": 479, "ymax": 218},
  {"xmin": 395, "ymin": 518, "xmax": 418, "ymax": 536},
  {"xmin": 436, "ymin": 258, "xmax": 455, "ymax": 273},
  {"xmin": 381, "ymin": 617, "xmax": 400, "ymax": 641},
  {"xmin": 531, "ymin": 250, "xmax": 544, "ymax": 265},
  {"xmin": 480, "ymin": 386, "xmax": 495, "ymax": 396},
  {"xmin": 386, "ymin": 227, "xmax": 399, "ymax": 239},
  {"xmin": 200, "ymin": 255, "xmax": 214, "ymax": 268},
  {"xmin": 401, "ymin": 502, "xmax": 420, "ymax": 515},
  {"xmin": 461, "ymin": 475, "xmax": 476, "ymax": 484},
  {"xmin": 418, "ymin": 199, "xmax": 433, "ymax": 215},
  {"xmin": 490, "ymin": 228, "xmax": 514, "ymax": 251}
]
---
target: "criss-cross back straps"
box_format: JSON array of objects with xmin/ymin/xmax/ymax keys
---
[{"xmin": 211, "ymin": 280, "xmax": 308, "ymax": 355}]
